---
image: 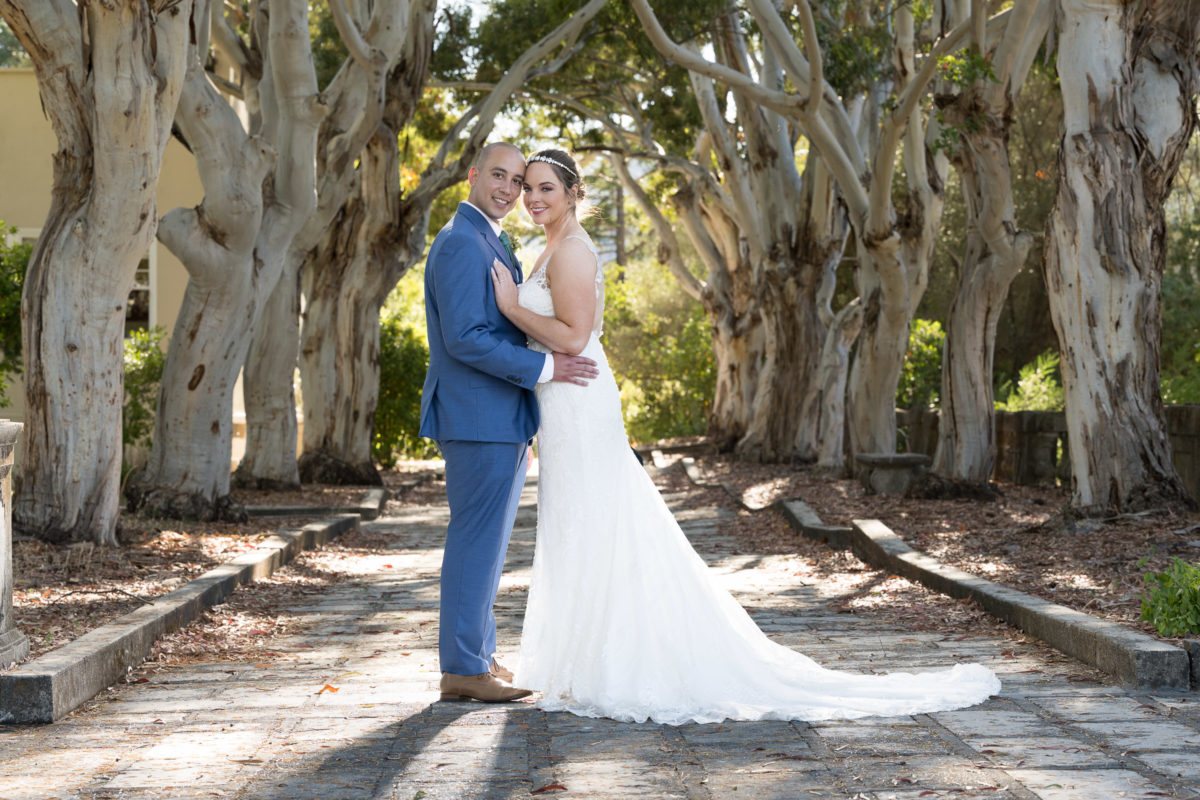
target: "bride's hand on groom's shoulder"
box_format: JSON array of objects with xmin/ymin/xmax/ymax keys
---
[
  {"xmin": 551, "ymin": 352, "xmax": 599, "ymax": 386},
  {"xmin": 491, "ymin": 259, "xmax": 518, "ymax": 315}
]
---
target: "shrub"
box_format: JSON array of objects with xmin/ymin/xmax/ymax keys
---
[
  {"xmin": 0, "ymin": 222, "xmax": 30, "ymax": 408},
  {"xmin": 1160, "ymin": 267, "xmax": 1200, "ymax": 404},
  {"xmin": 123, "ymin": 326, "xmax": 166, "ymax": 451},
  {"xmin": 1140, "ymin": 557, "xmax": 1200, "ymax": 637},
  {"xmin": 375, "ymin": 313, "xmax": 439, "ymax": 466},
  {"xmin": 603, "ymin": 271, "xmax": 714, "ymax": 444},
  {"xmin": 896, "ymin": 318, "xmax": 944, "ymax": 409},
  {"xmin": 622, "ymin": 309, "xmax": 713, "ymax": 444},
  {"xmin": 995, "ymin": 349, "xmax": 1064, "ymax": 412}
]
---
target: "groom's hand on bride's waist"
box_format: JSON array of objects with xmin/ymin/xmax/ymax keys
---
[{"xmin": 551, "ymin": 352, "xmax": 599, "ymax": 385}]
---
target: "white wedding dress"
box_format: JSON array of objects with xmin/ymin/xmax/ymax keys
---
[{"xmin": 513, "ymin": 233, "xmax": 1000, "ymax": 725}]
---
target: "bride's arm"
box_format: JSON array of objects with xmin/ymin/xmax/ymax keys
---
[{"xmin": 491, "ymin": 238, "xmax": 597, "ymax": 356}]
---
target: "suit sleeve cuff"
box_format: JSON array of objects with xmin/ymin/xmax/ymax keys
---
[{"xmin": 537, "ymin": 354, "xmax": 554, "ymax": 384}]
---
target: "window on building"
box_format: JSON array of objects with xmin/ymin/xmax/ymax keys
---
[{"xmin": 125, "ymin": 254, "xmax": 151, "ymax": 336}]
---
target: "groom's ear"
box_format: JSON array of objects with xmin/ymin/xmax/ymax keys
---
[{"xmin": 467, "ymin": 166, "xmax": 479, "ymax": 186}]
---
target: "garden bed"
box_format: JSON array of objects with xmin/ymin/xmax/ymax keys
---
[
  {"xmin": 9, "ymin": 464, "xmax": 440, "ymax": 667},
  {"xmin": 678, "ymin": 453, "xmax": 1200, "ymax": 644}
]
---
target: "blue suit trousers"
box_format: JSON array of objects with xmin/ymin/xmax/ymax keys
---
[{"xmin": 438, "ymin": 439, "xmax": 528, "ymax": 676}]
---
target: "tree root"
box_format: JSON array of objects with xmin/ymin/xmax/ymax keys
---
[
  {"xmin": 124, "ymin": 484, "xmax": 248, "ymax": 522},
  {"xmin": 230, "ymin": 466, "xmax": 301, "ymax": 492},
  {"xmin": 297, "ymin": 451, "xmax": 382, "ymax": 486},
  {"xmin": 904, "ymin": 472, "xmax": 1002, "ymax": 501}
]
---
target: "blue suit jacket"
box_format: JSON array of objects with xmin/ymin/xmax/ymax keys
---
[{"xmin": 419, "ymin": 203, "xmax": 544, "ymax": 443}]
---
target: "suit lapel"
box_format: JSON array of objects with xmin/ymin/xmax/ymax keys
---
[{"xmin": 457, "ymin": 203, "xmax": 521, "ymax": 282}]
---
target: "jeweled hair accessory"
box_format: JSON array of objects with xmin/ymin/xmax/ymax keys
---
[{"xmin": 528, "ymin": 154, "xmax": 578, "ymax": 180}]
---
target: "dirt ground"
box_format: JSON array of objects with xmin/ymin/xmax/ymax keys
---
[
  {"xmin": 675, "ymin": 451, "xmax": 1200, "ymax": 645},
  {"xmin": 7, "ymin": 452, "xmax": 1190, "ymax": 676},
  {"xmin": 8, "ymin": 462, "xmax": 440, "ymax": 666}
]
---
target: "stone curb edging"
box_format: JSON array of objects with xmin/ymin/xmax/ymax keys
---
[
  {"xmin": 666, "ymin": 454, "xmax": 1192, "ymax": 690},
  {"xmin": 245, "ymin": 487, "xmax": 387, "ymax": 521},
  {"xmin": 843, "ymin": 514, "xmax": 1187, "ymax": 690},
  {"xmin": 0, "ymin": 514, "xmax": 359, "ymax": 724}
]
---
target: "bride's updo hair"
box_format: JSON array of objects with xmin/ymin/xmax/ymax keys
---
[{"xmin": 526, "ymin": 148, "xmax": 589, "ymax": 214}]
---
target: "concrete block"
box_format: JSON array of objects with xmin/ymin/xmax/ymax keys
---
[
  {"xmin": 778, "ymin": 500, "xmax": 853, "ymax": 551},
  {"xmin": 0, "ymin": 419, "xmax": 28, "ymax": 668},
  {"xmin": 245, "ymin": 488, "xmax": 386, "ymax": 520},
  {"xmin": 854, "ymin": 452, "xmax": 930, "ymax": 495}
]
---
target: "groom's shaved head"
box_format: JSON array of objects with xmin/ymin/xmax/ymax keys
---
[
  {"xmin": 475, "ymin": 141, "xmax": 523, "ymax": 168},
  {"xmin": 467, "ymin": 142, "xmax": 526, "ymax": 221}
]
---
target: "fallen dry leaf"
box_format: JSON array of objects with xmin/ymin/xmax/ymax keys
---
[{"xmin": 532, "ymin": 784, "xmax": 567, "ymax": 795}]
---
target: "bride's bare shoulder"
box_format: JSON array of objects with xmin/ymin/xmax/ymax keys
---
[{"xmin": 546, "ymin": 236, "xmax": 598, "ymax": 281}]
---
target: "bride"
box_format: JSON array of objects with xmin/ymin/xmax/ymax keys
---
[{"xmin": 489, "ymin": 148, "xmax": 1000, "ymax": 725}]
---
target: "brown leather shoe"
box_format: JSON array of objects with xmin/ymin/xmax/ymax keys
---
[
  {"xmin": 490, "ymin": 658, "xmax": 514, "ymax": 683},
  {"xmin": 439, "ymin": 672, "xmax": 532, "ymax": 702}
]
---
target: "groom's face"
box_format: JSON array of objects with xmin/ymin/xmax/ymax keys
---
[{"xmin": 467, "ymin": 147, "xmax": 526, "ymax": 222}]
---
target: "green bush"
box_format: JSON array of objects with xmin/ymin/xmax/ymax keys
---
[
  {"xmin": 123, "ymin": 326, "xmax": 166, "ymax": 451},
  {"xmin": 995, "ymin": 349, "xmax": 1064, "ymax": 412},
  {"xmin": 375, "ymin": 311, "xmax": 439, "ymax": 466},
  {"xmin": 603, "ymin": 270, "xmax": 714, "ymax": 444},
  {"xmin": 1140, "ymin": 557, "xmax": 1200, "ymax": 637},
  {"xmin": 0, "ymin": 221, "xmax": 30, "ymax": 408},
  {"xmin": 896, "ymin": 318, "xmax": 944, "ymax": 409},
  {"xmin": 1160, "ymin": 267, "xmax": 1200, "ymax": 404}
]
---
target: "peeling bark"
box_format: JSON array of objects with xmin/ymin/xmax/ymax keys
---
[
  {"xmin": 237, "ymin": 0, "xmax": 433, "ymax": 488},
  {"xmin": 2, "ymin": 1, "xmax": 191, "ymax": 544},
  {"xmin": 631, "ymin": 0, "xmax": 966, "ymax": 462},
  {"xmin": 1043, "ymin": 0, "xmax": 1199, "ymax": 512},
  {"xmin": 934, "ymin": 0, "xmax": 1049, "ymax": 484},
  {"xmin": 846, "ymin": 5, "xmax": 949, "ymax": 459},
  {"xmin": 298, "ymin": 129, "xmax": 403, "ymax": 486},
  {"xmin": 798, "ymin": 298, "xmax": 862, "ymax": 469},
  {"xmin": 129, "ymin": 0, "xmax": 323, "ymax": 518}
]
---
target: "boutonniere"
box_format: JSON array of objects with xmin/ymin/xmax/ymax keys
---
[{"xmin": 502, "ymin": 228, "xmax": 521, "ymax": 254}]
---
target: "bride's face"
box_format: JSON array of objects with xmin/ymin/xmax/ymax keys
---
[{"xmin": 523, "ymin": 163, "xmax": 574, "ymax": 227}]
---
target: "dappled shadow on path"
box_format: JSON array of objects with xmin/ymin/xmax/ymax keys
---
[{"xmin": 241, "ymin": 701, "xmax": 532, "ymax": 800}]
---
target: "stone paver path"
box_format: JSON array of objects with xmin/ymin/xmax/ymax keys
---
[{"xmin": 2, "ymin": 473, "xmax": 1199, "ymax": 800}]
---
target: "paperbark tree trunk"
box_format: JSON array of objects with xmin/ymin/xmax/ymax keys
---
[
  {"xmin": 609, "ymin": 151, "xmax": 762, "ymax": 452},
  {"xmin": 667, "ymin": 183, "xmax": 761, "ymax": 450},
  {"xmin": 672, "ymin": 15, "xmax": 852, "ymax": 462},
  {"xmin": 846, "ymin": 236, "xmax": 910, "ymax": 457},
  {"xmin": 235, "ymin": 0, "xmax": 433, "ymax": 489},
  {"xmin": 846, "ymin": 7, "xmax": 949, "ymax": 458},
  {"xmin": 1043, "ymin": 0, "xmax": 1199, "ymax": 512},
  {"xmin": 792, "ymin": 159, "xmax": 854, "ymax": 463},
  {"xmin": 632, "ymin": 0, "xmax": 968, "ymax": 462},
  {"xmin": 936, "ymin": 133, "xmax": 1036, "ymax": 482},
  {"xmin": 1, "ymin": 1, "xmax": 190, "ymax": 545},
  {"xmin": 128, "ymin": 0, "xmax": 323, "ymax": 519},
  {"xmin": 933, "ymin": 0, "xmax": 1048, "ymax": 484},
  {"xmin": 231, "ymin": 266, "xmax": 301, "ymax": 489},
  {"xmin": 735, "ymin": 268, "xmax": 826, "ymax": 462},
  {"xmin": 298, "ymin": 131, "xmax": 404, "ymax": 485},
  {"xmin": 297, "ymin": 0, "xmax": 607, "ymax": 482},
  {"xmin": 799, "ymin": 299, "xmax": 862, "ymax": 469}
]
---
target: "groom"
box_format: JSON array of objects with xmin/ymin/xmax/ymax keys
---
[{"xmin": 420, "ymin": 142, "xmax": 598, "ymax": 702}]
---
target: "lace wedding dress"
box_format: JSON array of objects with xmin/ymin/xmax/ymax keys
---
[{"xmin": 513, "ymin": 233, "xmax": 1000, "ymax": 725}]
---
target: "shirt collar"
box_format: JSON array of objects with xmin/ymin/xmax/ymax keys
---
[{"xmin": 464, "ymin": 201, "xmax": 504, "ymax": 236}]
